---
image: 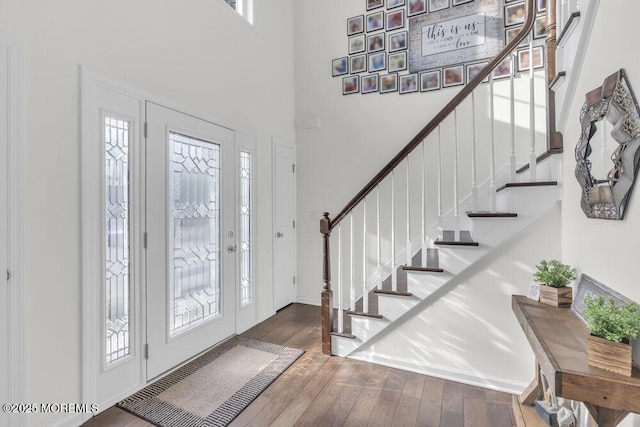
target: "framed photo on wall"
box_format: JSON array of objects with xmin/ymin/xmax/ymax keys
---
[
  {"xmin": 343, "ymin": 76, "xmax": 360, "ymax": 94},
  {"xmin": 492, "ymin": 56, "xmax": 513, "ymax": 79},
  {"xmin": 388, "ymin": 31, "xmax": 408, "ymax": 52},
  {"xmin": 332, "ymin": 57, "xmax": 348, "ymax": 77},
  {"xmin": 429, "ymin": 0, "xmax": 450, "ymax": 12},
  {"xmin": 517, "ymin": 46, "xmax": 544, "ymax": 71},
  {"xmin": 350, "ymin": 54, "xmax": 367, "ymax": 74},
  {"xmin": 420, "ymin": 70, "xmax": 441, "ymax": 91},
  {"xmin": 534, "ymin": 15, "xmax": 547, "ymax": 39},
  {"xmin": 537, "ymin": 0, "xmax": 546, "ymax": 12},
  {"xmin": 367, "ymin": 0, "xmax": 384, "ymax": 10},
  {"xmin": 347, "ymin": 15, "xmax": 365, "ymax": 35},
  {"xmin": 368, "ymin": 52, "xmax": 386, "ymax": 72},
  {"xmin": 408, "ymin": 0, "xmax": 427, "ymax": 16},
  {"xmin": 399, "ymin": 74, "xmax": 418, "ymax": 94},
  {"xmin": 367, "ymin": 11, "xmax": 385, "ymax": 32},
  {"xmin": 443, "ymin": 64, "xmax": 464, "ymax": 87},
  {"xmin": 453, "ymin": 0, "xmax": 473, "ymax": 5},
  {"xmin": 368, "ymin": 33, "xmax": 385, "ymax": 52},
  {"xmin": 466, "ymin": 61, "xmax": 489, "ymax": 83},
  {"xmin": 349, "ymin": 34, "xmax": 366, "ymax": 54},
  {"xmin": 387, "ymin": 0, "xmax": 406, "ymax": 9},
  {"xmin": 380, "ymin": 74, "xmax": 398, "ymax": 93},
  {"xmin": 388, "ymin": 51, "xmax": 407, "ymax": 72},
  {"xmin": 361, "ymin": 74, "xmax": 379, "ymax": 93},
  {"xmin": 505, "ymin": 25, "xmax": 530, "ymax": 46},
  {"xmin": 386, "ymin": 9, "xmax": 405, "ymax": 31},
  {"xmin": 505, "ymin": 2, "xmax": 526, "ymax": 27}
]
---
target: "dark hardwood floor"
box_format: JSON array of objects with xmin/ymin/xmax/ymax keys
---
[{"xmin": 83, "ymin": 303, "xmax": 516, "ymax": 427}]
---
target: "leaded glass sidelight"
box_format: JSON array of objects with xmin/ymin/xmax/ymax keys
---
[
  {"xmin": 240, "ymin": 151, "xmax": 252, "ymax": 306},
  {"xmin": 169, "ymin": 132, "xmax": 221, "ymax": 336},
  {"xmin": 105, "ymin": 116, "xmax": 131, "ymax": 365}
]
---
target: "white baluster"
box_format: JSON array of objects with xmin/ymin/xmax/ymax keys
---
[
  {"xmin": 437, "ymin": 125, "xmax": 443, "ymax": 238},
  {"xmin": 471, "ymin": 91, "xmax": 478, "ymax": 212},
  {"xmin": 510, "ymin": 53, "xmax": 517, "ymax": 182},
  {"xmin": 601, "ymin": 120, "xmax": 609, "ymax": 178},
  {"xmin": 362, "ymin": 198, "xmax": 368, "ymax": 313},
  {"xmin": 350, "ymin": 213, "xmax": 356, "ymax": 311},
  {"xmin": 490, "ymin": 71, "xmax": 497, "ymax": 213},
  {"xmin": 391, "ymin": 170, "xmax": 397, "ymax": 291},
  {"xmin": 406, "ymin": 157, "xmax": 412, "ymax": 266},
  {"xmin": 421, "ymin": 140, "xmax": 427, "ymax": 267},
  {"xmin": 376, "ymin": 186, "xmax": 381, "ymax": 289},
  {"xmin": 529, "ymin": 40, "xmax": 537, "ymax": 181},
  {"xmin": 337, "ymin": 223, "xmax": 343, "ymax": 333},
  {"xmin": 454, "ymin": 109, "xmax": 460, "ymax": 241}
]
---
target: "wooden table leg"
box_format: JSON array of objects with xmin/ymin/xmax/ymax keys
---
[
  {"xmin": 584, "ymin": 403, "xmax": 629, "ymax": 426},
  {"xmin": 519, "ymin": 362, "xmax": 543, "ymax": 405}
]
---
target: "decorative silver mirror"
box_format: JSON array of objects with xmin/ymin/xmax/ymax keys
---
[{"xmin": 575, "ymin": 69, "xmax": 640, "ymax": 220}]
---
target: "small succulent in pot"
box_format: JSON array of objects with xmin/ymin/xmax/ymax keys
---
[{"xmin": 533, "ymin": 259, "xmax": 577, "ymax": 288}]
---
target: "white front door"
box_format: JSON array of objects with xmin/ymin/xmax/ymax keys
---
[
  {"xmin": 0, "ymin": 43, "xmax": 9, "ymax": 422},
  {"xmin": 146, "ymin": 103, "xmax": 236, "ymax": 380},
  {"xmin": 272, "ymin": 139, "xmax": 296, "ymax": 311}
]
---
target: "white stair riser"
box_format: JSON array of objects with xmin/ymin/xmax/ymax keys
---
[
  {"xmin": 350, "ymin": 316, "xmax": 389, "ymax": 342},
  {"xmin": 496, "ymin": 186, "xmax": 559, "ymax": 213},
  {"xmin": 436, "ymin": 245, "xmax": 490, "ymax": 275},
  {"xmin": 377, "ymin": 295, "xmax": 420, "ymax": 321},
  {"xmin": 332, "ymin": 335, "xmax": 361, "ymax": 357},
  {"xmin": 407, "ymin": 272, "xmax": 453, "ymax": 299}
]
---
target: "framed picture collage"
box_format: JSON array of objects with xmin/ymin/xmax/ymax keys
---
[{"xmin": 332, "ymin": 0, "xmax": 548, "ymax": 95}]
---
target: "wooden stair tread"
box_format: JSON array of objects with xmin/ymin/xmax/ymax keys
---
[
  {"xmin": 467, "ymin": 211, "xmax": 518, "ymax": 218},
  {"xmin": 434, "ymin": 240, "xmax": 480, "ymax": 247},
  {"xmin": 331, "ymin": 332, "xmax": 356, "ymax": 339},
  {"xmin": 347, "ymin": 310, "xmax": 383, "ymax": 319},
  {"xmin": 496, "ymin": 181, "xmax": 558, "ymax": 192},
  {"xmin": 402, "ymin": 266, "xmax": 444, "ymax": 273},
  {"xmin": 373, "ymin": 289, "xmax": 412, "ymax": 297}
]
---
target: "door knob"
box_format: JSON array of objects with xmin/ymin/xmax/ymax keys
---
[
  {"xmin": 227, "ymin": 245, "xmax": 237, "ymax": 253},
  {"xmin": 276, "ymin": 232, "xmax": 284, "ymax": 238}
]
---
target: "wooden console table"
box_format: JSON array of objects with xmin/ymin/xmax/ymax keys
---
[{"xmin": 512, "ymin": 295, "xmax": 640, "ymax": 426}]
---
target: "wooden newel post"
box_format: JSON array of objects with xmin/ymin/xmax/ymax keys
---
[
  {"xmin": 320, "ymin": 212, "xmax": 333, "ymax": 355},
  {"xmin": 545, "ymin": 0, "xmax": 563, "ymax": 152}
]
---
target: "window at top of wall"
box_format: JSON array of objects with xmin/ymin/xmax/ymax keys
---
[{"xmin": 223, "ymin": 0, "xmax": 253, "ymax": 25}]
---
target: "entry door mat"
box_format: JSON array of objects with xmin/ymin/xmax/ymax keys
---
[{"xmin": 117, "ymin": 337, "xmax": 304, "ymax": 427}]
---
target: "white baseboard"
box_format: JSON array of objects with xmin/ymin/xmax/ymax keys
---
[
  {"xmin": 348, "ymin": 352, "xmax": 529, "ymax": 395},
  {"xmin": 295, "ymin": 296, "xmax": 320, "ymax": 306},
  {"xmin": 51, "ymin": 412, "xmax": 83, "ymax": 427}
]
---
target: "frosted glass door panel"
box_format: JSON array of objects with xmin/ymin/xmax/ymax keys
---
[{"xmin": 169, "ymin": 133, "xmax": 221, "ymax": 336}]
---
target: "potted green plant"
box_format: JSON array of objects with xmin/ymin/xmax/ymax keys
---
[
  {"xmin": 582, "ymin": 295, "xmax": 640, "ymax": 376},
  {"xmin": 533, "ymin": 260, "xmax": 577, "ymax": 307}
]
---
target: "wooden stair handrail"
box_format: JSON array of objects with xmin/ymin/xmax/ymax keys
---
[{"xmin": 329, "ymin": 0, "xmax": 537, "ymax": 230}]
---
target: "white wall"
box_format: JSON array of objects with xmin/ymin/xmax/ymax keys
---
[
  {"xmin": 0, "ymin": 0, "xmax": 295, "ymax": 425},
  {"xmin": 560, "ymin": 1, "xmax": 640, "ymax": 425}
]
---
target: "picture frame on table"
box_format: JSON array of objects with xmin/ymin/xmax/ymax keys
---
[
  {"xmin": 388, "ymin": 51, "xmax": 407, "ymax": 72},
  {"xmin": 387, "ymin": 0, "xmax": 406, "ymax": 9},
  {"xmin": 443, "ymin": 65, "xmax": 464, "ymax": 87},
  {"xmin": 368, "ymin": 52, "xmax": 386, "ymax": 72},
  {"xmin": 367, "ymin": 0, "xmax": 384, "ymax": 10},
  {"xmin": 368, "ymin": 33, "xmax": 385, "ymax": 52},
  {"xmin": 361, "ymin": 74, "xmax": 379, "ymax": 94},
  {"xmin": 504, "ymin": 2, "xmax": 526, "ymax": 27},
  {"xmin": 386, "ymin": 9, "xmax": 405, "ymax": 31},
  {"xmin": 367, "ymin": 11, "xmax": 385, "ymax": 32},
  {"xmin": 399, "ymin": 74, "xmax": 418, "ymax": 94},
  {"xmin": 420, "ymin": 70, "xmax": 441, "ymax": 91},
  {"xmin": 388, "ymin": 31, "xmax": 408, "ymax": 52},
  {"xmin": 332, "ymin": 57, "xmax": 348, "ymax": 77},
  {"xmin": 466, "ymin": 61, "xmax": 489, "ymax": 83},
  {"xmin": 350, "ymin": 54, "xmax": 367, "ymax": 74},
  {"xmin": 347, "ymin": 15, "xmax": 365, "ymax": 35},
  {"xmin": 342, "ymin": 75, "xmax": 360, "ymax": 95},
  {"xmin": 380, "ymin": 74, "xmax": 398, "ymax": 93},
  {"xmin": 571, "ymin": 274, "xmax": 631, "ymax": 325},
  {"xmin": 349, "ymin": 34, "xmax": 366, "ymax": 54},
  {"xmin": 429, "ymin": 0, "xmax": 450, "ymax": 12},
  {"xmin": 408, "ymin": 0, "xmax": 427, "ymax": 16},
  {"xmin": 517, "ymin": 46, "xmax": 544, "ymax": 72}
]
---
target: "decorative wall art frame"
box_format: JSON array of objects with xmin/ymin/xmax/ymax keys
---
[
  {"xmin": 429, "ymin": 0, "xmax": 450, "ymax": 13},
  {"xmin": 506, "ymin": 26, "xmax": 530, "ymax": 46},
  {"xmin": 408, "ymin": 0, "xmax": 427, "ymax": 16},
  {"xmin": 343, "ymin": 75, "xmax": 360, "ymax": 94},
  {"xmin": 575, "ymin": 69, "xmax": 640, "ymax": 220},
  {"xmin": 389, "ymin": 31, "xmax": 408, "ymax": 52},
  {"xmin": 368, "ymin": 52, "xmax": 386, "ymax": 72},
  {"xmin": 536, "ymin": 0, "xmax": 546, "ymax": 12},
  {"xmin": 443, "ymin": 65, "xmax": 464, "ymax": 87},
  {"xmin": 571, "ymin": 274, "xmax": 632, "ymax": 325},
  {"xmin": 380, "ymin": 73, "xmax": 398, "ymax": 93},
  {"xmin": 389, "ymin": 51, "xmax": 407, "ymax": 72},
  {"xmin": 408, "ymin": 0, "xmax": 504, "ymax": 73},
  {"xmin": 348, "ymin": 15, "xmax": 365, "ymax": 35},
  {"xmin": 492, "ymin": 56, "xmax": 513, "ymax": 79},
  {"xmin": 467, "ymin": 61, "xmax": 489, "ymax": 83},
  {"xmin": 386, "ymin": 9, "xmax": 405, "ymax": 31},
  {"xmin": 362, "ymin": 74, "xmax": 380, "ymax": 93},
  {"xmin": 504, "ymin": 2, "xmax": 526, "ymax": 27},
  {"xmin": 388, "ymin": 0, "xmax": 406, "ymax": 9},
  {"xmin": 420, "ymin": 70, "xmax": 441, "ymax": 91},
  {"xmin": 368, "ymin": 33, "xmax": 386, "ymax": 52},
  {"xmin": 400, "ymin": 73, "xmax": 419, "ymax": 93},
  {"xmin": 453, "ymin": 0, "xmax": 474, "ymax": 5},
  {"xmin": 367, "ymin": 11, "xmax": 385, "ymax": 32},
  {"xmin": 332, "ymin": 57, "xmax": 348, "ymax": 77},
  {"xmin": 349, "ymin": 35, "xmax": 366, "ymax": 54},
  {"xmin": 367, "ymin": 0, "xmax": 385, "ymax": 10},
  {"xmin": 534, "ymin": 15, "xmax": 547, "ymax": 39},
  {"xmin": 517, "ymin": 46, "xmax": 544, "ymax": 72},
  {"xmin": 350, "ymin": 54, "xmax": 367, "ymax": 74}
]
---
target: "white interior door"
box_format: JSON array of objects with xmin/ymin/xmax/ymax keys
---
[
  {"xmin": 0, "ymin": 43, "xmax": 9, "ymax": 420},
  {"xmin": 146, "ymin": 103, "xmax": 236, "ymax": 380},
  {"xmin": 273, "ymin": 139, "xmax": 296, "ymax": 311}
]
